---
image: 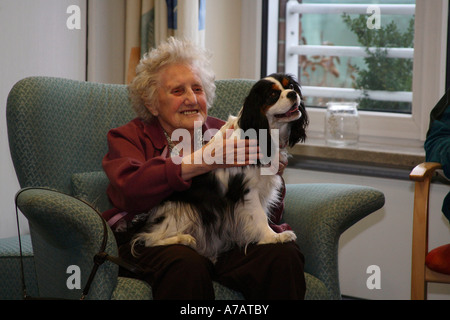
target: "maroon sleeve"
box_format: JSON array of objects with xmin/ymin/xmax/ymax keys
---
[{"xmin": 102, "ymin": 121, "xmax": 191, "ymax": 215}]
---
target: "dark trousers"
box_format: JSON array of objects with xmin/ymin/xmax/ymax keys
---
[{"xmin": 118, "ymin": 241, "xmax": 306, "ymax": 300}]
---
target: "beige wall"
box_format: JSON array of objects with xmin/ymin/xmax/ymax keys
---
[{"xmin": 205, "ymin": 0, "xmax": 242, "ymax": 80}]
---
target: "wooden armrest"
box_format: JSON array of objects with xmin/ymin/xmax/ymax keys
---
[{"xmin": 409, "ymin": 162, "xmax": 442, "ymax": 182}]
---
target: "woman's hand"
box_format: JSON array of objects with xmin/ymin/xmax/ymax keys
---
[
  {"xmin": 203, "ymin": 128, "xmax": 260, "ymax": 169},
  {"xmin": 180, "ymin": 129, "xmax": 260, "ymax": 180},
  {"xmin": 180, "ymin": 128, "xmax": 289, "ymax": 180}
]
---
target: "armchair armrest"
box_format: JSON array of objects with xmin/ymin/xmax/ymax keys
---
[
  {"xmin": 283, "ymin": 183, "xmax": 385, "ymax": 299},
  {"xmin": 16, "ymin": 187, "xmax": 119, "ymax": 299}
]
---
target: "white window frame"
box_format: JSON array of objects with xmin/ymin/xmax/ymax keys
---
[{"xmin": 261, "ymin": 0, "xmax": 448, "ymax": 145}]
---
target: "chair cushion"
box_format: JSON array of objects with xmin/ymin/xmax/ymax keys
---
[
  {"xmin": 71, "ymin": 171, "xmax": 112, "ymax": 213},
  {"xmin": 426, "ymin": 243, "xmax": 450, "ymax": 275}
]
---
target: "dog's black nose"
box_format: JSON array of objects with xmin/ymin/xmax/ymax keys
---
[{"xmin": 287, "ymin": 91, "xmax": 297, "ymax": 100}]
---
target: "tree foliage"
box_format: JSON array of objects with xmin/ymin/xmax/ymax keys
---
[{"xmin": 342, "ymin": 14, "xmax": 415, "ymax": 113}]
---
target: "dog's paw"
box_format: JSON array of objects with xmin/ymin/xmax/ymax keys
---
[
  {"xmin": 178, "ymin": 234, "xmax": 197, "ymax": 247},
  {"xmin": 257, "ymin": 230, "xmax": 296, "ymax": 245},
  {"xmin": 278, "ymin": 230, "xmax": 297, "ymax": 243},
  {"xmin": 152, "ymin": 234, "xmax": 197, "ymax": 248}
]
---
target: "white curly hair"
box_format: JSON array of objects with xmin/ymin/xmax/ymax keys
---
[{"xmin": 128, "ymin": 37, "xmax": 216, "ymax": 123}]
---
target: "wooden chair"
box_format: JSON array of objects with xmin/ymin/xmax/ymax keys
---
[{"xmin": 410, "ymin": 162, "xmax": 450, "ymax": 300}]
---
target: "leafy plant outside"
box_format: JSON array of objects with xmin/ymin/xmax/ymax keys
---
[{"xmin": 342, "ymin": 13, "xmax": 415, "ymax": 113}]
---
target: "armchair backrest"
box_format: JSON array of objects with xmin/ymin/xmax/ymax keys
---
[
  {"xmin": 7, "ymin": 77, "xmax": 134, "ymax": 194},
  {"xmin": 7, "ymin": 76, "xmax": 256, "ymax": 205}
]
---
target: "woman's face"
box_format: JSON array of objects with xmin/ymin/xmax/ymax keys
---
[{"xmin": 149, "ymin": 63, "xmax": 208, "ymax": 136}]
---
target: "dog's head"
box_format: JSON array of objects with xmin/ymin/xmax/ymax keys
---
[{"xmin": 238, "ymin": 73, "xmax": 308, "ymax": 148}]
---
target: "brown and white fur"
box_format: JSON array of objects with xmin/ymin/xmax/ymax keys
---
[{"xmin": 131, "ymin": 73, "xmax": 308, "ymax": 262}]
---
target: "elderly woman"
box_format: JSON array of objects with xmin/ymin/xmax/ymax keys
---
[{"xmin": 102, "ymin": 37, "xmax": 306, "ymax": 300}]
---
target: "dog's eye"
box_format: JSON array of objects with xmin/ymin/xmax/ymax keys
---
[
  {"xmin": 271, "ymin": 90, "xmax": 281, "ymax": 97},
  {"xmin": 289, "ymin": 84, "xmax": 294, "ymax": 90},
  {"xmin": 268, "ymin": 90, "xmax": 281, "ymax": 102}
]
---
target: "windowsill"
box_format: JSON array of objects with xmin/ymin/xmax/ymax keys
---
[{"xmin": 287, "ymin": 135, "xmax": 426, "ymax": 180}]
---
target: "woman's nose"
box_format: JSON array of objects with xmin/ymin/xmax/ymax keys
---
[{"xmin": 184, "ymin": 88, "xmax": 197, "ymax": 105}]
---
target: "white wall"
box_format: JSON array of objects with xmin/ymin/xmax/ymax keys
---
[
  {"xmin": 0, "ymin": 0, "xmax": 87, "ymax": 238},
  {"xmin": 284, "ymin": 167, "xmax": 450, "ymax": 300}
]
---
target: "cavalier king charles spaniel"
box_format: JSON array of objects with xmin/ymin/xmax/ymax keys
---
[{"xmin": 132, "ymin": 73, "xmax": 308, "ymax": 262}]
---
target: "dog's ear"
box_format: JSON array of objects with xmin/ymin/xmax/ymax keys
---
[
  {"xmin": 289, "ymin": 100, "xmax": 309, "ymax": 147},
  {"xmin": 239, "ymin": 82, "xmax": 270, "ymax": 131},
  {"xmin": 239, "ymin": 81, "xmax": 273, "ymax": 159}
]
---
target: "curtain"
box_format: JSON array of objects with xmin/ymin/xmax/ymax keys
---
[{"xmin": 125, "ymin": 0, "xmax": 206, "ymax": 83}]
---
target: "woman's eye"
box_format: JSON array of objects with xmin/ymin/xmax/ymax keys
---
[{"xmin": 172, "ymin": 88, "xmax": 184, "ymax": 95}]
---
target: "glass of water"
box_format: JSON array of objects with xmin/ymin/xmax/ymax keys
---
[{"xmin": 325, "ymin": 102, "xmax": 360, "ymax": 147}]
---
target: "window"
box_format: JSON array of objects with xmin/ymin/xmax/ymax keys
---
[
  {"xmin": 285, "ymin": 1, "xmax": 415, "ymax": 114},
  {"xmin": 264, "ymin": 0, "xmax": 448, "ymax": 145}
]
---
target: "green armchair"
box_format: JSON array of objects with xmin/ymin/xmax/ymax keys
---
[{"xmin": 1, "ymin": 76, "xmax": 384, "ymax": 300}]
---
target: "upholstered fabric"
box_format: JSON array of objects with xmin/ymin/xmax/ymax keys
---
[
  {"xmin": 111, "ymin": 277, "xmax": 154, "ymax": 300},
  {"xmin": 426, "ymin": 244, "xmax": 450, "ymax": 275},
  {"xmin": 208, "ymin": 79, "xmax": 255, "ymax": 120},
  {"xmin": 2, "ymin": 76, "xmax": 385, "ymax": 300},
  {"xmin": 6, "ymin": 77, "xmax": 135, "ymax": 194},
  {"xmin": 0, "ymin": 235, "xmax": 38, "ymax": 299},
  {"xmin": 71, "ymin": 171, "xmax": 113, "ymax": 213}
]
